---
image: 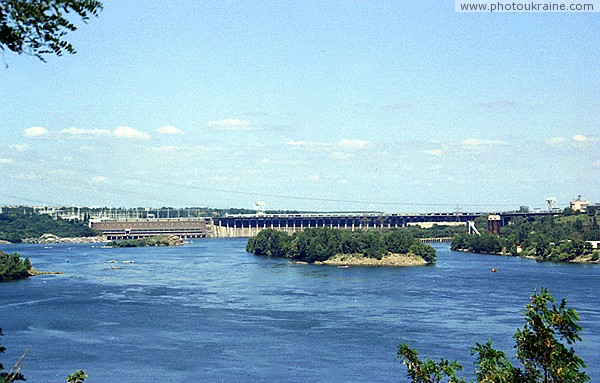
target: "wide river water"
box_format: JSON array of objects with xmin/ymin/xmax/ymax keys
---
[{"xmin": 0, "ymin": 239, "xmax": 598, "ymax": 382}]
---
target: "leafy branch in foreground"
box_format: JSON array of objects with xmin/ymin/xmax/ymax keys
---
[
  {"xmin": 66, "ymin": 370, "xmax": 87, "ymax": 383},
  {"xmin": 398, "ymin": 288, "xmax": 589, "ymax": 383},
  {"xmin": 1, "ymin": 327, "xmax": 86, "ymax": 382},
  {"xmin": 0, "ymin": 0, "xmax": 103, "ymax": 61}
]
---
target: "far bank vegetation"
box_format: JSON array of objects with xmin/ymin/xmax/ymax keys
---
[
  {"xmin": 246, "ymin": 228, "xmax": 436, "ymax": 265},
  {"xmin": 452, "ymin": 213, "xmax": 600, "ymax": 263},
  {"xmin": 0, "ymin": 207, "xmax": 97, "ymax": 244}
]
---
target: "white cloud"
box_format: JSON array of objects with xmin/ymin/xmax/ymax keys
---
[
  {"xmin": 423, "ymin": 149, "xmax": 443, "ymax": 156},
  {"xmin": 571, "ymin": 134, "xmax": 599, "ymax": 144},
  {"xmin": 206, "ymin": 119, "xmax": 252, "ymax": 131},
  {"xmin": 0, "ymin": 158, "xmax": 14, "ymax": 164},
  {"xmin": 546, "ymin": 136, "xmax": 565, "ymax": 145},
  {"xmin": 157, "ymin": 125, "xmax": 183, "ymax": 135},
  {"xmin": 24, "ymin": 126, "xmax": 49, "ymax": 137},
  {"xmin": 308, "ymin": 174, "xmax": 320, "ymax": 182},
  {"xmin": 338, "ymin": 139, "xmax": 372, "ymax": 149},
  {"xmin": 11, "ymin": 144, "xmax": 28, "ymax": 151},
  {"xmin": 462, "ymin": 138, "xmax": 506, "ymax": 146},
  {"xmin": 59, "ymin": 127, "xmax": 111, "ymax": 137},
  {"xmin": 113, "ymin": 126, "xmax": 151, "ymax": 140},
  {"xmin": 91, "ymin": 176, "xmax": 108, "ymax": 184}
]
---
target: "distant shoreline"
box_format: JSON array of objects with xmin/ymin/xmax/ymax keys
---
[
  {"xmin": 313, "ymin": 253, "xmax": 428, "ymax": 267},
  {"xmin": 453, "ymin": 248, "xmax": 600, "ymax": 264},
  {"xmin": 22, "ymin": 234, "xmax": 107, "ymax": 244}
]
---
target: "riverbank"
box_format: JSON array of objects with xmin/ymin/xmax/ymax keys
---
[
  {"xmin": 28, "ymin": 268, "xmax": 63, "ymax": 276},
  {"xmin": 314, "ymin": 253, "xmax": 428, "ymax": 267},
  {"xmin": 454, "ymin": 248, "xmax": 599, "ymax": 264},
  {"xmin": 22, "ymin": 234, "xmax": 107, "ymax": 244}
]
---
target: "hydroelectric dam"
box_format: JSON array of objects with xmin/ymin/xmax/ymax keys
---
[{"xmin": 89, "ymin": 211, "xmax": 557, "ymax": 240}]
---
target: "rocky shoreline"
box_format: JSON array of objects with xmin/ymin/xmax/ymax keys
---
[
  {"xmin": 22, "ymin": 234, "xmax": 107, "ymax": 244},
  {"xmin": 28, "ymin": 268, "xmax": 63, "ymax": 276},
  {"xmin": 314, "ymin": 253, "xmax": 428, "ymax": 267}
]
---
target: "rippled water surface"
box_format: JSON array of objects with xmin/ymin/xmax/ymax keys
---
[{"xmin": 1, "ymin": 239, "xmax": 598, "ymax": 382}]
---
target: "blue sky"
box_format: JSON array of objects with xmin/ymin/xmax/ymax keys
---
[{"xmin": 0, "ymin": 1, "xmax": 598, "ymax": 212}]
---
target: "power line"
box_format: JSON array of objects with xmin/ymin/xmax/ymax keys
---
[{"xmin": 2, "ymin": 151, "xmax": 519, "ymax": 209}]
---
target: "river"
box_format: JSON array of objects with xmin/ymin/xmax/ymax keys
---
[{"xmin": 0, "ymin": 239, "xmax": 598, "ymax": 382}]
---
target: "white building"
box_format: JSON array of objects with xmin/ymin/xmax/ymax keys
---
[{"xmin": 570, "ymin": 196, "xmax": 590, "ymax": 213}]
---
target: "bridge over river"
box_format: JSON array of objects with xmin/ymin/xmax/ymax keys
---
[{"xmin": 90, "ymin": 211, "xmax": 557, "ymax": 240}]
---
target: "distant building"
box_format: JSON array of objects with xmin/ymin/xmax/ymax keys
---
[
  {"xmin": 487, "ymin": 214, "xmax": 501, "ymax": 235},
  {"xmin": 570, "ymin": 196, "xmax": 590, "ymax": 213}
]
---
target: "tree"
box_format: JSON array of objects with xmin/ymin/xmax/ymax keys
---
[
  {"xmin": 513, "ymin": 288, "xmax": 588, "ymax": 383},
  {"xmin": 397, "ymin": 343, "xmax": 465, "ymax": 383},
  {"xmin": 398, "ymin": 288, "xmax": 589, "ymax": 383},
  {"xmin": 0, "ymin": 0, "xmax": 103, "ymax": 62},
  {"xmin": 66, "ymin": 370, "xmax": 87, "ymax": 383},
  {"xmin": 519, "ymin": 206, "xmax": 531, "ymax": 213}
]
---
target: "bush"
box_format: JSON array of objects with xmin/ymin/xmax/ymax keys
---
[{"xmin": 398, "ymin": 288, "xmax": 589, "ymax": 383}]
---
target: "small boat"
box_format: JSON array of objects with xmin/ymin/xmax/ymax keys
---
[
  {"xmin": 110, "ymin": 265, "xmax": 122, "ymax": 270},
  {"xmin": 108, "ymin": 260, "xmax": 118, "ymax": 263},
  {"xmin": 491, "ymin": 268, "xmax": 497, "ymax": 273},
  {"xmin": 122, "ymin": 260, "xmax": 134, "ymax": 264}
]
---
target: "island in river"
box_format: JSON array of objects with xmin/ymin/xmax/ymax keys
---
[
  {"xmin": 106, "ymin": 235, "xmax": 184, "ymax": 248},
  {"xmin": 246, "ymin": 228, "xmax": 436, "ymax": 266}
]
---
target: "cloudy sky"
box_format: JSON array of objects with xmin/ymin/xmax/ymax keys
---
[{"xmin": 0, "ymin": 1, "xmax": 598, "ymax": 212}]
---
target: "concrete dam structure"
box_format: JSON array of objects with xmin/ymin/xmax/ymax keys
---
[
  {"xmin": 210, "ymin": 212, "xmax": 475, "ymax": 238},
  {"xmin": 91, "ymin": 218, "xmax": 212, "ymax": 240},
  {"xmin": 89, "ymin": 211, "xmax": 557, "ymax": 240}
]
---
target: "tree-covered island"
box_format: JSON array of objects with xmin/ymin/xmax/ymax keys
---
[
  {"xmin": 105, "ymin": 235, "xmax": 184, "ymax": 248},
  {"xmin": 0, "ymin": 250, "xmax": 33, "ymax": 282},
  {"xmin": 246, "ymin": 227, "xmax": 436, "ymax": 266},
  {"xmin": 452, "ymin": 212, "xmax": 600, "ymax": 263}
]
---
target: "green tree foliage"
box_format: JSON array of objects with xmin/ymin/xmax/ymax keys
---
[
  {"xmin": 397, "ymin": 343, "xmax": 465, "ymax": 383},
  {"xmin": 451, "ymin": 214, "xmax": 600, "ymax": 262},
  {"xmin": 0, "ymin": 251, "xmax": 32, "ymax": 282},
  {"xmin": 247, "ymin": 227, "xmax": 436, "ymax": 264},
  {"xmin": 398, "ymin": 288, "xmax": 589, "ymax": 383},
  {"xmin": 65, "ymin": 370, "xmax": 87, "ymax": 383},
  {"xmin": 106, "ymin": 235, "xmax": 178, "ymax": 248},
  {"xmin": 0, "ymin": 209, "xmax": 97, "ymax": 243},
  {"xmin": 0, "ymin": 0, "xmax": 103, "ymax": 61},
  {"xmin": 514, "ymin": 288, "xmax": 588, "ymax": 383},
  {"xmin": 451, "ymin": 232, "xmax": 502, "ymax": 254}
]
